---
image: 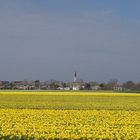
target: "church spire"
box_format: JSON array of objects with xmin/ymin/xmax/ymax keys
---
[{"xmin": 74, "ymin": 72, "xmax": 77, "ymax": 82}]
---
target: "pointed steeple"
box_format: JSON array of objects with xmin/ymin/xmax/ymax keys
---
[{"xmin": 74, "ymin": 72, "xmax": 77, "ymax": 82}]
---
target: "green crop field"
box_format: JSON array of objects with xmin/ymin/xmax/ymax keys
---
[{"xmin": 0, "ymin": 91, "xmax": 140, "ymax": 139}]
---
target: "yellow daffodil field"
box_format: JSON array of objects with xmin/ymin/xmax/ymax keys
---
[{"xmin": 0, "ymin": 91, "xmax": 140, "ymax": 139}]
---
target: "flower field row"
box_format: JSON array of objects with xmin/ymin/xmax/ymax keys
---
[
  {"xmin": 0, "ymin": 109, "xmax": 140, "ymax": 139},
  {"xmin": 0, "ymin": 92, "xmax": 140, "ymax": 110}
]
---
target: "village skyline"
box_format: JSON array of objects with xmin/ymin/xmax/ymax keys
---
[{"xmin": 0, "ymin": 71, "xmax": 140, "ymax": 91}]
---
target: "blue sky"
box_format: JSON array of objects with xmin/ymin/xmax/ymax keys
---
[
  {"xmin": 0, "ymin": 0, "xmax": 140, "ymax": 82},
  {"xmin": 1, "ymin": 0, "xmax": 140, "ymax": 20}
]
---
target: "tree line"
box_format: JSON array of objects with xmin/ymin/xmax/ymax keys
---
[{"xmin": 0, "ymin": 80, "xmax": 140, "ymax": 92}]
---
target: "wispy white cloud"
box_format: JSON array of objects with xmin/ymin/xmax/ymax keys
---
[{"xmin": 99, "ymin": 9, "xmax": 113, "ymax": 15}]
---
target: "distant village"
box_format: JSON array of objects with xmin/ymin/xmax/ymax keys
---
[{"xmin": 0, "ymin": 72, "xmax": 140, "ymax": 92}]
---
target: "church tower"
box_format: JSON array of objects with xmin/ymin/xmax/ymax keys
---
[{"xmin": 74, "ymin": 72, "xmax": 77, "ymax": 82}]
